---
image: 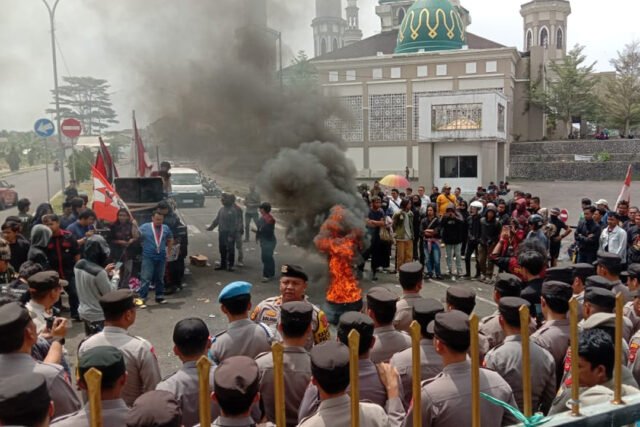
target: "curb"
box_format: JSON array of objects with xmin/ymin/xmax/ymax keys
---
[{"xmin": 0, "ymin": 165, "xmax": 47, "ymax": 179}]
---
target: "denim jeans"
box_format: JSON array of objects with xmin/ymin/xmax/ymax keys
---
[
  {"xmin": 260, "ymin": 239, "xmax": 277, "ymax": 278},
  {"xmin": 139, "ymin": 256, "xmax": 166, "ymax": 301},
  {"xmin": 445, "ymin": 243, "xmax": 463, "ymax": 275},
  {"xmin": 424, "ymin": 242, "xmax": 441, "ymax": 277}
]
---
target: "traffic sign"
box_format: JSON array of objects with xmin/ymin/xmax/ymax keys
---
[
  {"xmin": 560, "ymin": 208, "xmax": 569, "ymax": 223},
  {"xmin": 61, "ymin": 118, "xmax": 82, "ymax": 139},
  {"xmin": 34, "ymin": 118, "xmax": 55, "ymax": 138}
]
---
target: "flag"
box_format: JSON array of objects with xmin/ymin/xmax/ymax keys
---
[
  {"xmin": 92, "ymin": 166, "xmax": 129, "ymax": 223},
  {"xmin": 94, "ymin": 137, "xmax": 119, "ymax": 184},
  {"xmin": 130, "ymin": 111, "xmax": 153, "ymax": 177},
  {"xmin": 615, "ymin": 164, "xmax": 633, "ymax": 208}
]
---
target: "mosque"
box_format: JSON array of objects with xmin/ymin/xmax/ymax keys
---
[{"xmin": 310, "ymin": 0, "xmax": 571, "ymax": 191}]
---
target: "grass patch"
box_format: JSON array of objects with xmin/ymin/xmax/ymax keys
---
[{"xmin": 50, "ymin": 181, "xmax": 93, "ymax": 212}]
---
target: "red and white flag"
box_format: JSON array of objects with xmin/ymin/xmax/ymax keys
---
[
  {"xmin": 92, "ymin": 166, "xmax": 129, "ymax": 223},
  {"xmin": 94, "ymin": 137, "xmax": 119, "ymax": 184},
  {"xmin": 130, "ymin": 112, "xmax": 153, "ymax": 177},
  {"xmin": 616, "ymin": 164, "xmax": 633, "ymax": 207}
]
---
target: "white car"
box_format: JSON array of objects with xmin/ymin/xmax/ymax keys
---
[{"xmin": 170, "ymin": 167, "xmax": 205, "ymax": 207}]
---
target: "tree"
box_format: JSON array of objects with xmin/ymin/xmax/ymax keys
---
[
  {"xmin": 47, "ymin": 76, "xmax": 119, "ymax": 135},
  {"xmin": 67, "ymin": 147, "xmax": 94, "ymax": 182},
  {"xmin": 602, "ymin": 41, "xmax": 640, "ymax": 136},
  {"xmin": 6, "ymin": 146, "xmax": 20, "ymax": 171},
  {"xmin": 530, "ymin": 44, "xmax": 599, "ymax": 138},
  {"xmin": 284, "ymin": 51, "xmax": 319, "ymax": 89}
]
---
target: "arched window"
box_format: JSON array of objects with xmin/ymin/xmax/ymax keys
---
[
  {"xmin": 397, "ymin": 7, "xmax": 406, "ymax": 25},
  {"xmin": 321, "ymin": 38, "xmax": 327, "ymax": 55},
  {"xmin": 526, "ymin": 29, "xmax": 533, "ymax": 51},
  {"xmin": 333, "ymin": 38, "xmax": 339, "ymax": 52},
  {"xmin": 539, "ymin": 27, "xmax": 549, "ymax": 48},
  {"xmin": 556, "ymin": 27, "xmax": 564, "ymax": 49}
]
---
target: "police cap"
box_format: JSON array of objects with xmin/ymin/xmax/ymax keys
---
[
  {"xmin": 337, "ymin": 311, "xmax": 374, "ymax": 343},
  {"xmin": 0, "ymin": 302, "xmax": 32, "ymax": 336},
  {"xmin": 626, "ymin": 264, "xmax": 640, "ymax": 279},
  {"xmin": 310, "ymin": 341, "xmax": 350, "ymax": 392},
  {"xmin": 584, "ymin": 288, "xmax": 616, "ymax": 311},
  {"xmin": 541, "ymin": 281, "xmax": 573, "ymax": 302},
  {"xmin": 281, "ymin": 301, "xmax": 313, "ymax": 325},
  {"xmin": 494, "ymin": 273, "xmax": 522, "ymax": 297},
  {"xmin": 398, "ymin": 262, "xmax": 423, "ymax": 289},
  {"xmin": 594, "ymin": 251, "xmax": 623, "ymax": 271},
  {"xmin": 446, "ymin": 286, "xmax": 476, "ymax": 314},
  {"xmin": 99, "ymin": 289, "xmax": 136, "ymax": 316},
  {"xmin": 544, "ymin": 266, "xmax": 574, "ymax": 285},
  {"xmin": 0, "ymin": 374, "xmax": 49, "ymax": 422},
  {"xmin": 366, "ymin": 286, "xmax": 398, "ymax": 314},
  {"xmin": 78, "ymin": 346, "xmax": 126, "ymax": 386},
  {"xmin": 498, "ymin": 297, "xmax": 530, "ymax": 327},
  {"xmin": 28, "ymin": 271, "xmax": 68, "ymax": 291},
  {"xmin": 412, "ymin": 298, "xmax": 444, "ymax": 335},
  {"xmin": 213, "ymin": 356, "xmax": 260, "ymax": 403},
  {"xmin": 218, "ymin": 281, "xmax": 252, "ymax": 303},
  {"xmin": 584, "ymin": 275, "xmax": 614, "ymax": 291},
  {"xmin": 573, "ymin": 263, "xmax": 596, "ymax": 280},
  {"xmin": 126, "ymin": 390, "xmax": 182, "ymax": 427},
  {"xmin": 433, "ymin": 310, "xmax": 470, "ymax": 351},
  {"xmin": 280, "ymin": 264, "xmax": 308, "ymax": 281}
]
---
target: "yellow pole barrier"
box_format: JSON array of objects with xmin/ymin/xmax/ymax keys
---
[
  {"xmin": 519, "ymin": 305, "xmax": 532, "ymax": 417},
  {"xmin": 84, "ymin": 367, "xmax": 103, "ymax": 427},
  {"xmin": 612, "ymin": 293, "xmax": 625, "ymax": 405},
  {"xmin": 410, "ymin": 320, "xmax": 422, "ymax": 427},
  {"xmin": 272, "ymin": 342, "xmax": 286, "ymax": 427},
  {"xmin": 348, "ymin": 329, "xmax": 360, "ymax": 427},
  {"xmin": 197, "ymin": 355, "xmax": 212, "ymax": 426},
  {"xmin": 470, "ymin": 313, "xmax": 480, "ymax": 427},
  {"xmin": 569, "ymin": 297, "xmax": 580, "ymax": 416}
]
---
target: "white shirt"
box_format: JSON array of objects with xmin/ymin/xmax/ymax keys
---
[
  {"xmin": 599, "ymin": 225, "xmax": 628, "ymax": 259},
  {"xmin": 388, "ymin": 196, "xmax": 402, "ymax": 214},
  {"xmin": 26, "ymin": 300, "xmax": 51, "ymax": 334}
]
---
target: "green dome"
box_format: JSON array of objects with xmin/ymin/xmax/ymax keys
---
[{"xmin": 395, "ymin": 0, "xmax": 466, "ymax": 54}]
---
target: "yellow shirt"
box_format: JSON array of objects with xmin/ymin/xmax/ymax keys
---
[{"xmin": 436, "ymin": 193, "xmax": 458, "ymax": 217}]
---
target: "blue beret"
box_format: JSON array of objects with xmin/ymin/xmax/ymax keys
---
[{"xmin": 218, "ymin": 281, "xmax": 252, "ymax": 302}]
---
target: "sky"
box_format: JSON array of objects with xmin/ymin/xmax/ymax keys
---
[{"xmin": 1, "ymin": 0, "xmax": 638, "ymax": 132}]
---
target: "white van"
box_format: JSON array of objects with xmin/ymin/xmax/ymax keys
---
[{"xmin": 170, "ymin": 167, "xmax": 205, "ymax": 207}]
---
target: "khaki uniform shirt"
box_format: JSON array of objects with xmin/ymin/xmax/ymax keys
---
[
  {"xmin": 479, "ymin": 310, "xmax": 537, "ymax": 351},
  {"xmin": 0, "ymin": 353, "xmax": 80, "ymax": 418},
  {"xmin": 612, "ymin": 280, "xmax": 632, "ymax": 304},
  {"xmin": 255, "ymin": 346, "xmax": 311, "ymax": 427},
  {"xmin": 299, "ymin": 394, "xmax": 404, "ymax": 427},
  {"xmin": 209, "ymin": 318, "xmax": 272, "ymax": 364},
  {"xmin": 250, "ymin": 296, "xmax": 330, "ymax": 350},
  {"xmin": 78, "ymin": 326, "xmax": 161, "ymax": 407},
  {"xmin": 200, "ymin": 415, "xmax": 255, "ymax": 426},
  {"xmin": 51, "ymin": 399, "xmax": 128, "ymax": 426},
  {"xmin": 393, "ymin": 294, "xmax": 424, "ymax": 332},
  {"xmin": 531, "ymin": 318, "xmax": 570, "ymax": 387},
  {"xmin": 549, "ymin": 378, "xmax": 640, "ymax": 415},
  {"xmin": 390, "ymin": 338, "xmax": 443, "ymax": 404},
  {"xmin": 624, "ymin": 301, "xmax": 640, "ymax": 335},
  {"xmin": 574, "ymin": 292, "xmax": 585, "ymax": 322},
  {"xmin": 483, "ymin": 335, "xmax": 556, "ymax": 414},
  {"xmin": 371, "ymin": 325, "xmax": 411, "ymax": 363}
]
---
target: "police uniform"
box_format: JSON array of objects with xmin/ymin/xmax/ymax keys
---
[
  {"xmin": 550, "ymin": 378, "xmax": 640, "ymax": 415},
  {"xmin": 255, "ymin": 302, "xmax": 313, "ymax": 427},
  {"xmin": 367, "ymin": 287, "xmax": 411, "ymax": 363},
  {"xmin": 393, "ymin": 262, "xmax": 424, "ymax": 332},
  {"xmin": 479, "ymin": 273, "xmax": 524, "ymax": 350},
  {"xmin": 390, "ymin": 298, "xmax": 444, "ymax": 403},
  {"xmin": 0, "ymin": 302, "xmax": 80, "ymax": 418},
  {"xmin": 446, "ymin": 286, "xmax": 490, "ymax": 360},
  {"xmin": 52, "ymin": 346, "xmax": 129, "ymax": 427},
  {"xmin": 406, "ymin": 311, "xmax": 517, "ymax": 427},
  {"xmin": 78, "ymin": 290, "xmax": 161, "ymax": 406},
  {"xmin": 210, "ymin": 281, "xmax": 272, "ymax": 364},
  {"xmin": 250, "ymin": 265, "xmax": 330, "ymax": 350},
  {"xmin": 624, "ymin": 270, "xmax": 640, "ymax": 334},
  {"xmin": 0, "ymin": 373, "xmax": 51, "ymax": 425},
  {"xmin": 25, "ymin": 271, "xmax": 69, "ymax": 334},
  {"xmin": 482, "ymin": 297, "xmax": 557, "ymax": 414},
  {"xmin": 595, "ymin": 251, "xmax": 631, "ymax": 302},
  {"xmin": 298, "ymin": 341, "xmax": 404, "ymax": 427},
  {"xmin": 127, "ymin": 390, "xmax": 183, "ymax": 427},
  {"xmin": 572, "ymin": 263, "xmax": 596, "ymax": 321},
  {"xmin": 581, "ymin": 288, "xmax": 634, "ymax": 342}
]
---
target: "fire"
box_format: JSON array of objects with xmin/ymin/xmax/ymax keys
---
[{"xmin": 314, "ymin": 205, "xmax": 363, "ymax": 304}]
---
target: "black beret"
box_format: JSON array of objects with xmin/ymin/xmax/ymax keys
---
[
  {"xmin": 28, "ymin": 271, "xmax": 68, "ymax": 291},
  {"xmin": 366, "ymin": 287, "xmax": 398, "ymax": 314},
  {"xmin": 213, "ymin": 356, "xmax": 260, "ymax": 402},
  {"xmin": 594, "ymin": 251, "xmax": 622, "ymax": 270},
  {"xmin": 585, "ymin": 288, "xmax": 616, "ymax": 311},
  {"xmin": 498, "ymin": 297, "xmax": 530, "ymax": 326},
  {"xmin": 337, "ymin": 311, "xmax": 374, "ymax": 340},
  {"xmin": 0, "ymin": 302, "xmax": 32, "ymax": 336},
  {"xmin": 399, "ymin": 262, "xmax": 423, "ymax": 287},
  {"xmin": 280, "ymin": 264, "xmax": 308, "ymax": 281},
  {"xmin": 585, "ymin": 275, "xmax": 614, "ymax": 291},
  {"xmin": 573, "ymin": 263, "xmax": 596, "ymax": 280},
  {"xmin": 494, "ymin": 273, "xmax": 522, "ymax": 297},
  {"xmin": 434, "ymin": 310, "xmax": 470, "ymax": 350},
  {"xmin": 99, "ymin": 289, "xmax": 136, "ymax": 314},
  {"xmin": 79, "ymin": 346, "xmax": 126, "ymax": 385},
  {"xmin": 126, "ymin": 390, "xmax": 182, "ymax": 427},
  {"xmin": 413, "ymin": 298, "xmax": 444, "ymax": 323},
  {"xmin": 281, "ymin": 301, "xmax": 313, "ymax": 325},
  {"xmin": 544, "ymin": 266, "xmax": 574, "ymax": 285},
  {"xmin": 446, "ymin": 286, "xmax": 476, "ymax": 314},
  {"xmin": 626, "ymin": 264, "xmax": 640, "ymax": 279},
  {"xmin": 310, "ymin": 341, "xmax": 350, "ymax": 388},
  {"xmin": 0, "ymin": 374, "xmax": 49, "ymax": 421},
  {"xmin": 172, "ymin": 318, "xmax": 210, "ymax": 349},
  {"xmin": 541, "ymin": 281, "xmax": 573, "ymax": 302}
]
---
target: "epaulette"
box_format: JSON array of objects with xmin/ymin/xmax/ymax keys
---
[{"xmin": 257, "ymin": 322, "xmax": 274, "ymax": 340}]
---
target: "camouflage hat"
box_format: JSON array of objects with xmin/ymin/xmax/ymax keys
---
[{"xmin": 0, "ymin": 238, "xmax": 10, "ymax": 262}]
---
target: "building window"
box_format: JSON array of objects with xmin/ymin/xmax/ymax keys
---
[
  {"xmin": 372, "ymin": 68, "xmax": 383, "ymax": 79},
  {"xmin": 321, "ymin": 39, "xmax": 327, "ymax": 55},
  {"xmin": 525, "ymin": 29, "xmax": 533, "ymax": 51},
  {"xmin": 436, "ymin": 64, "xmax": 447, "ymax": 76},
  {"xmin": 486, "ymin": 61, "xmax": 497, "ymax": 73},
  {"xmin": 369, "ymin": 94, "xmax": 407, "ymax": 141},
  {"xmin": 326, "ymin": 96, "xmax": 364, "ymax": 142},
  {"xmin": 417, "ymin": 65, "xmax": 428, "ymax": 77},
  {"xmin": 431, "ymin": 104, "xmax": 482, "ymax": 131},
  {"xmin": 540, "ymin": 27, "xmax": 549, "ymax": 47},
  {"xmin": 329, "ymin": 71, "xmax": 339, "ymax": 82},
  {"xmin": 497, "ymin": 104, "xmax": 505, "ymax": 132},
  {"xmin": 556, "ymin": 27, "xmax": 564, "ymax": 49},
  {"xmin": 465, "ymin": 62, "xmax": 477, "ymax": 74},
  {"xmin": 391, "ymin": 67, "xmax": 401, "ymax": 78},
  {"xmin": 333, "ymin": 38, "xmax": 339, "ymax": 52},
  {"xmin": 346, "ymin": 70, "xmax": 356, "ymax": 81},
  {"xmin": 440, "ymin": 156, "xmax": 478, "ymax": 178},
  {"xmin": 397, "ymin": 7, "xmax": 406, "ymax": 25}
]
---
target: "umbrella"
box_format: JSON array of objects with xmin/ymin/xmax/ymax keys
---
[{"xmin": 379, "ymin": 174, "xmax": 410, "ymax": 188}]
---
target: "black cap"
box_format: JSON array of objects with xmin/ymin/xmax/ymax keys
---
[
  {"xmin": 399, "ymin": 262, "xmax": 423, "ymax": 289},
  {"xmin": 626, "ymin": 264, "xmax": 640, "ymax": 279},
  {"xmin": 366, "ymin": 286, "xmax": 398, "ymax": 313},
  {"xmin": 99, "ymin": 289, "xmax": 136, "ymax": 316},
  {"xmin": 78, "ymin": 346, "xmax": 126, "ymax": 386},
  {"xmin": 585, "ymin": 275, "xmax": 614, "ymax": 291},
  {"xmin": 541, "ymin": 281, "xmax": 573, "ymax": 302},
  {"xmin": 172, "ymin": 318, "xmax": 210, "ymax": 352},
  {"xmin": 498, "ymin": 297, "xmax": 530, "ymax": 327},
  {"xmin": 584, "ymin": 288, "xmax": 616, "ymax": 311},
  {"xmin": 544, "ymin": 266, "xmax": 574, "ymax": 285},
  {"xmin": 413, "ymin": 298, "xmax": 444, "ymax": 334},
  {"xmin": 310, "ymin": 341, "xmax": 350, "ymax": 392},
  {"xmin": 434, "ymin": 310, "xmax": 470, "ymax": 351},
  {"xmin": 281, "ymin": 301, "xmax": 313, "ymax": 325},
  {"xmin": 594, "ymin": 251, "xmax": 622, "ymax": 271},
  {"xmin": 494, "ymin": 273, "xmax": 522, "ymax": 297},
  {"xmin": 337, "ymin": 312, "xmax": 374, "ymax": 342},
  {"xmin": 0, "ymin": 374, "xmax": 50, "ymax": 421},
  {"xmin": 126, "ymin": 390, "xmax": 182, "ymax": 427},
  {"xmin": 280, "ymin": 264, "xmax": 308, "ymax": 281},
  {"xmin": 573, "ymin": 263, "xmax": 596, "ymax": 280},
  {"xmin": 213, "ymin": 356, "xmax": 260, "ymax": 402},
  {"xmin": 446, "ymin": 286, "xmax": 476, "ymax": 314},
  {"xmin": 0, "ymin": 302, "xmax": 32, "ymax": 336},
  {"xmin": 28, "ymin": 271, "xmax": 68, "ymax": 291}
]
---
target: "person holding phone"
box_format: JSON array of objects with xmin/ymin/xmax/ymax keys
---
[{"xmin": 65, "ymin": 209, "xmax": 97, "ymax": 247}]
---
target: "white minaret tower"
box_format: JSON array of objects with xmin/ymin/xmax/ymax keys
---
[
  {"xmin": 312, "ymin": 0, "xmax": 347, "ymax": 56},
  {"xmin": 520, "ymin": 0, "xmax": 571, "ymax": 59},
  {"xmin": 344, "ymin": 0, "xmax": 363, "ymax": 46}
]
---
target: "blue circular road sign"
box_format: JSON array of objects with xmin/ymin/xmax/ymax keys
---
[{"xmin": 34, "ymin": 118, "xmax": 55, "ymax": 138}]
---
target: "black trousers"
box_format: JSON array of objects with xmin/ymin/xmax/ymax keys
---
[
  {"xmin": 465, "ymin": 239, "xmax": 481, "ymax": 276},
  {"xmin": 219, "ymin": 231, "xmax": 236, "ymax": 268}
]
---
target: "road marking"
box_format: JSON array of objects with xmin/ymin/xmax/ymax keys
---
[
  {"xmin": 187, "ymin": 225, "xmax": 201, "ymax": 234},
  {"xmin": 428, "ymin": 278, "xmax": 498, "ymax": 308}
]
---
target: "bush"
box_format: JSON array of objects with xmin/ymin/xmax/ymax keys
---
[
  {"xmin": 6, "ymin": 146, "xmax": 20, "ymax": 171},
  {"xmin": 66, "ymin": 147, "xmax": 94, "ymax": 182}
]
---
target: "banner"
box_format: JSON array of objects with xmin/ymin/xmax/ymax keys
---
[{"xmin": 92, "ymin": 166, "xmax": 129, "ymax": 223}]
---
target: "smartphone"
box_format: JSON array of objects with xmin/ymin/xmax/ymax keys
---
[
  {"xmin": 114, "ymin": 262, "xmax": 123, "ymax": 271},
  {"xmin": 45, "ymin": 317, "xmax": 54, "ymax": 330}
]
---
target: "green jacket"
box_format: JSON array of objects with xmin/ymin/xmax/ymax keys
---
[{"xmin": 392, "ymin": 210, "xmax": 414, "ymax": 240}]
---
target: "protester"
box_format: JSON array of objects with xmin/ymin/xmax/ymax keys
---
[
  {"xmin": 440, "ymin": 204, "xmax": 466, "ymax": 279},
  {"xmin": 392, "ymin": 198, "xmax": 414, "ymax": 269},
  {"xmin": 256, "ymin": 202, "xmax": 277, "ymax": 282},
  {"xmin": 420, "ymin": 204, "xmax": 442, "ymax": 280},
  {"xmin": 17, "ymin": 198, "xmax": 33, "ymax": 238},
  {"xmin": 65, "ymin": 209, "xmax": 96, "ymax": 247},
  {"xmin": 207, "ymin": 193, "xmax": 243, "ymax": 272},
  {"xmin": 244, "ymin": 186, "xmax": 261, "ymax": 242},
  {"xmin": 28, "ymin": 224, "xmax": 52, "ymax": 270},
  {"xmin": 138, "ymin": 210, "xmax": 173, "ymax": 308},
  {"xmin": 2, "ymin": 220, "xmax": 30, "ymax": 271},
  {"xmin": 108, "ymin": 208, "xmax": 139, "ymax": 289}
]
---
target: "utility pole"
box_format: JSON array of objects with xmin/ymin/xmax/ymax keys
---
[
  {"xmin": 42, "ymin": 0, "xmax": 66, "ymax": 191},
  {"xmin": 262, "ymin": 27, "xmax": 283, "ymax": 90}
]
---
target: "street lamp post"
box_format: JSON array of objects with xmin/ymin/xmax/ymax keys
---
[{"xmin": 41, "ymin": 0, "xmax": 66, "ymax": 192}]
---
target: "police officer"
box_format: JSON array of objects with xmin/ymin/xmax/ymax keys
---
[
  {"xmin": 445, "ymin": 286, "xmax": 490, "ymax": 360},
  {"xmin": 623, "ymin": 264, "xmax": 640, "ymax": 333},
  {"xmin": 79, "ymin": 289, "xmax": 161, "ymax": 406},
  {"xmin": 544, "ymin": 265, "xmax": 575, "ymax": 285},
  {"xmin": 25, "ymin": 271, "xmax": 69, "ymax": 334},
  {"xmin": 251, "ymin": 264, "xmax": 330, "ymax": 350},
  {"xmin": 366, "ymin": 286, "xmax": 410, "ymax": 363},
  {"xmin": 393, "ymin": 261, "xmax": 425, "ymax": 332},
  {"xmin": 581, "ymin": 287, "xmax": 634, "ymax": 342},
  {"xmin": 0, "ymin": 374, "xmax": 52, "ymax": 426},
  {"xmin": 156, "ymin": 318, "xmax": 214, "ymax": 427},
  {"xmin": 256, "ymin": 301, "xmax": 313, "ymax": 426},
  {"xmin": 595, "ymin": 251, "xmax": 631, "ymax": 302},
  {"xmin": 127, "ymin": 390, "xmax": 183, "ymax": 427},
  {"xmin": 390, "ymin": 298, "xmax": 444, "ymax": 403},
  {"xmin": 406, "ymin": 310, "xmax": 517, "ymax": 427},
  {"xmin": 572, "ymin": 263, "xmax": 596, "ymax": 321},
  {"xmin": 483, "ymin": 297, "xmax": 556, "ymax": 414},
  {"xmin": 0, "ymin": 301, "xmax": 80, "ymax": 418},
  {"xmin": 52, "ymin": 346, "xmax": 128, "ymax": 426},
  {"xmin": 210, "ymin": 281, "xmax": 272, "ymax": 364},
  {"xmin": 479, "ymin": 273, "xmax": 522, "ymax": 350},
  {"xmin": 584, "ymin": 275, "xmax": 614, "ymax": 291},
  {"xmin": 210, "ymin": 356, "xmax": 261, "ymax": 427}
]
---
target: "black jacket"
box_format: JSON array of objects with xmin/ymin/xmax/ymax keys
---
[
  {"xmin": 440, "ymin": 215, "xmax": 466, "ymax": 245},
  {"xmin": 467, "ymin": 214, "xmax": 481, "ymax": 241},
  {"xmin": 575, "ymin": 218, "xmax": 601, "ymax": 254},
  {"xmin": 480, "ymin": 217, "xmax": 502, "ymax": 246}
]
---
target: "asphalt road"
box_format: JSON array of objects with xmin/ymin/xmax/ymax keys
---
[{"xmin": 0, "ymin": 165, "xmax": 63, "ymax": 221}]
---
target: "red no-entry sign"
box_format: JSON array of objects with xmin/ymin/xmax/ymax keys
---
[{"xmin": 61, "ymin": 118, "xmax": 82, "ymax": 139}]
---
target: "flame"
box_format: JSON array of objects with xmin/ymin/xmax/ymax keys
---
[{"xmin": 314, "ymin": 205, "xmax": 363, "ymax": 304}]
